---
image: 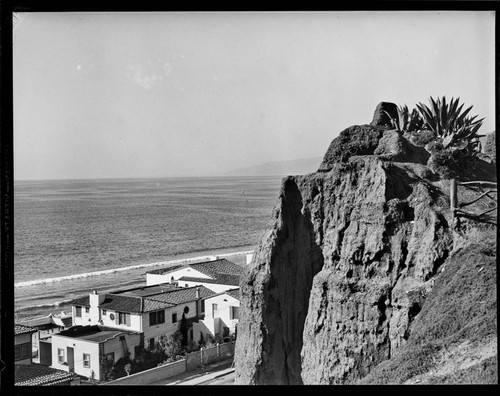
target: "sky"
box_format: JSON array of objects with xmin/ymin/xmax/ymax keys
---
[{"xmin": 13, "ymin": 11, "xmax": 496, "ymax": 180}]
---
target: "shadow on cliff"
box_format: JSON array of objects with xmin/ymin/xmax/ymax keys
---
[{"xmin": 240, "ymin": 176, "xmax": 325, "ymax": 385}]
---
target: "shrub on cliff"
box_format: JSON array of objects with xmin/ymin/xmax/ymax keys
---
[
  {"xmin": 416, "ymin": 96, "xmax": 484, "ymax": 154},
  {"xmin": 384, "ymin": 104, "xmax": 423, "ymax": 133}
]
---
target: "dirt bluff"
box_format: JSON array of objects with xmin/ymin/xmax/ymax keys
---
[{"xmin": 234, "ymin": 103, "xmax": 497, "ymax": 384}]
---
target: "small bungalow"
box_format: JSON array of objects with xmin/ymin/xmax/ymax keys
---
[
  {"xmin": 50, "ymin": 325, "xmax": 142, "ymax": 381},
  {"xmin": 146, "ymin": 258, "xmax": 244, "ymax": 293},
  {"xmin": 193, "ymin": 288, "xmax": 240, "ymax": 344}
]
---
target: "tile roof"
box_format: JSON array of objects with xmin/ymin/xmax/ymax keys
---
[
  {"xmin": 15, "ymin": 364, "xmax": 74, "ymax": 386},
  {"xmin": 69, "ymin": 285, "xmax": 214, "ymax": 314},
  {"xmin": 99, "ymin": 295, "xmax": 142, "ymax": 313},
  {"xmin": 146, "ymin": 263, "xmax": 186, "ymax": 275},
  {"xmin": 15, "ymin": 324, "xmax": 37, "ymax": 336},
  {"xmin": 114, "ymin": 283, "xmax": 180, "ymax": 297},
  {"xmin": 178, "ymin": 273, "xmax": 241, "ymax": 287},
  {"xmin": 142, "ymin": 297, "xmax": 176, "ymax": 312},
  {"xmin": 225, "ymin": 288, "xmax": 241, "ymax": 300},
  {"xmin": 69, "ymin": 295, "xmax": 90, "ymax": 307},
  {"xmin": 189, "ymin": 259, "xmax": 244, "ymax": 277},
  {"xmin": 146, "ymin": 286, "xmax": 215, "ymax": 305},
  {"xmin": 61, "ymin": 316, "xmax": 73, "ymax": 327}
]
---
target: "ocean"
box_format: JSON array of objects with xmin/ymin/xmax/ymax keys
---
[{"xmin": 14, "ymin": 176, "xmax": 283, "ymax": 321}]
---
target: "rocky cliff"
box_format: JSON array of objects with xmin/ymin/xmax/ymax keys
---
[{"xmin": 234, "ymin": 103, "xmax": 497, "ymax": 385}]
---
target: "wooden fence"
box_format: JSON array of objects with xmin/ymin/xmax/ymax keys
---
[{"xmin": 450, "ymin": 179, "xmax": 497, "ymax": 225}]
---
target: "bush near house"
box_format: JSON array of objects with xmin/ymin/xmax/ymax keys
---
[{"xmin": 99, "ymin": 332, "xmax": 187, "ymax": 382}]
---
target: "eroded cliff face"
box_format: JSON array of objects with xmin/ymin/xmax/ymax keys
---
[{"xmin": 234, "ymin": 104, "xmax": 496, "ymax": 385}]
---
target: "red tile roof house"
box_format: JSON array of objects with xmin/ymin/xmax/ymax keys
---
[
  {"xmin": 68, "ymin": 284, "xmax": 216, "ymax": 354},
  {"xmin": 146, "ymin": 258, "xmax": 244, "ymax": 293},
  {"xmin": 15, "ymin": 324, "xmax": 74, "ymax": 386}
]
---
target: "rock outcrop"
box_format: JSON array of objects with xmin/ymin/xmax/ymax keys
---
[
  {"xmin": 234, "ymin": 103, "xmax": 497, "ymax": 385},
  {"xmin": 484, "ymin": 132, "xmax": 496, "ymax": 163}
]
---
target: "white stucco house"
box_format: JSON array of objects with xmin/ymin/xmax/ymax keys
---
[
  {"xmin": 146, "ymin": 258, "xmax": 244, "ymax": 293},
  {"xmin": 193, "ymin": 288, "xmax": 240, "ymax": 344},
  {"xmin": 50, "ymin": 325, "xmax": 142, "ymax": 381},
  {"xmin": 68, "ymin": 283, "xmax": 215, "ymax": 350}
]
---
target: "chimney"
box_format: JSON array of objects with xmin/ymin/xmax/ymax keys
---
[{"xmin": 89, "ymin": 291, "xmax": 105, "ymax": 324}]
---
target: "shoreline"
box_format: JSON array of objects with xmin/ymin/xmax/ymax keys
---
[
  {"xmin": 15, "ymin": 245, "xmax": 256, "ymax": 322},
  {"xmin": 15, "ymin": 244, "xmax": 256, "ymax": 288}
]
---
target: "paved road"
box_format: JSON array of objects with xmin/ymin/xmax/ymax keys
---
[
  {"xmin": 201, "ymin": 370, "xmax": 236, "ymax": 385},
  {"xmin": 150, "ymin": 358, "xmax": 234, "ymax": 385}
]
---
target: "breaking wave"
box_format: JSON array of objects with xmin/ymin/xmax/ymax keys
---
[{"xmin": 15, "ymin": 250, "xmax": 253, "ymax": 288}]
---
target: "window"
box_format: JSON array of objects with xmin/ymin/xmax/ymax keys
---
[
  {"xmin": 118, "ymin": 312, "xmax": 131, "ymax": 326},
  {"xmin": 172, "ymin": 313, "xmax": 177, "ymax": 323},
  {"xmin": 83, "ymin": 353, "xmax": 91, "ymax": 368},
  {"xmin": 14, "ymin": 343, "xmax": 31, "ymax": 361},
  {"xmin": 102, "ymin": 309, "xmax": 107, "ymax": 316},
  {"xmin": 212, "ymin": 303, "xmax": 218, "ymax": 317},
  {"xmin": 58, "ymin": 348, "xmax": 65, "ymax": 363},
  {"xmin": 106, "ymin": 352, "xmax": 115, "ymax": 363},
  {"xmin": 85, "ymin": 307, "xmax": 89, "ymax": 314},
  {"xmin": 230, "ymin": 306, "xmax": 239, "ymax": 320},
  {"xmin": 75, "ymin": 306, "xmax": 82, "ymax": 317},
  {"xmin": 200, "ymin": 300, "xmax": 205, "ymax": 314},
  {"xmin": 149, "ymin": 310, "xmax": 165, "ymax": 326}
]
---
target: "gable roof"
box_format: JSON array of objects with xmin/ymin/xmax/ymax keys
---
[
  {"xmin": 99, "ymin": 295, "xmax": 143, "ymax": 313},
  {"xmin": 144, "ymin": 286, "xmax": 215, "ymax": 306},
  {"xmin": 69, "ymin": 295, "xmax": 90, "ymax": 307},
  {"xmin": 146, "ymin": 263, "xmax": 186, "ymax": 275},
  {"xmin": 178, "ymin": 273, "xmax": 241, "ymax": 287},
  {"xmin": 15, "ymin": 364, "xmax": 74, "ymax": 386},
  {"xmin": 145, "ymin": 258, "xmax": 244, "ymax": 279},
  {"xmin": 68, "ymin": 286, "xmax": 215, "ymax": 314},
  {"xmin": 189, "ymin": 259, "xmax": 244, "ymax": 278},
  {"xmin": 15, "ymin": 324, "xmax": 37, "ymax": 336},
  {"xmin": 225, "ymin": 288, "xmax": 241, "ymax": 300}
]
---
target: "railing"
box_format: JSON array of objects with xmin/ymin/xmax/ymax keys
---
[{"xmin": 450, "ymin": 179, "xmax": 497, "ymax": 225}]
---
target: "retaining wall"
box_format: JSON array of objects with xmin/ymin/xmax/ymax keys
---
[{"xmin": 103, "ymin": 341, "xmax": 235, "ymax": 385}]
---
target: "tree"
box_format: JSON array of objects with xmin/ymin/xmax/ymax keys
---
[{"xmin": 180, "ymin": 313, "xmax": 189, "ymax": 347}]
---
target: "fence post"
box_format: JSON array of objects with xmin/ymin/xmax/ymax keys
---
[
  {"xmin": 200, "ymin": 347, "xmax": 204, "ymax": 367},
  {"xmin": 217, "ymin": 343, "xmax": 220, "ymax": 359}
]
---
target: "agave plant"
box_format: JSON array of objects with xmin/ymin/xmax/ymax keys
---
[
  {"xmin": 416, "ymin": 96, "xmax": 484, "ymax": 151},
  {"xmin": 384, "ymin": 105, "xmax": 423, "ymax": 133}
]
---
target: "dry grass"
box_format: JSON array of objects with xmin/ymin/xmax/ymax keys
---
[{"xmin": 358, "ymin": 229, "xmax": 497, "ymax": 384}]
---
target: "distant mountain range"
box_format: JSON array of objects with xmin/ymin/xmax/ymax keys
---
[{"xmin": 225, "ymin": 157, "xmax": 323, "ymax": 176}]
